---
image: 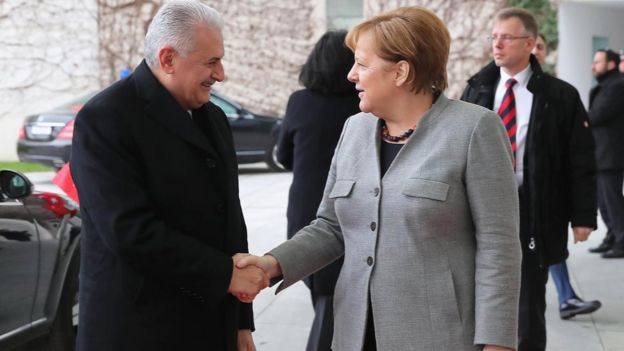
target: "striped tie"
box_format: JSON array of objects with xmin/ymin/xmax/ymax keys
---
[{"xmin": 498, "ymin": 78, "xmax": 518, "ymax": 166}]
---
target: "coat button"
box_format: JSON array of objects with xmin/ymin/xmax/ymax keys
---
[
  {"xmin": 367, "ymin": 256, "xmax": 374, "ymax": 266},
  {"xmin": 205, "ymin": 158, "xmax": 216, "ymax": 168},
  {"xmin": 370, "ymin": 222, "xmax": 376, "ymax": 231},
  {"xmin": 373, "ymin": 188, "xmax": 380, "ymax": 197}
]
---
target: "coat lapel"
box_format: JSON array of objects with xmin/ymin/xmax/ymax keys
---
[{"xmin": 133, "ymin": 60, "xmax": 220, "ymax": 159}]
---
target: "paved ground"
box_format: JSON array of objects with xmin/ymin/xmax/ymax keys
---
[{"xmin": 27, "ymin": 165, "xmax": 624, "ymax": 350}]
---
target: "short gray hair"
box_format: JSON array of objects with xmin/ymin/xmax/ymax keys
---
[{"xmin": 144, "ymin": 0, "xmax": 224, "ymax": 68}]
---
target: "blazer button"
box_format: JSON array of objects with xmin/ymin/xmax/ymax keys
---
[
  {"xmin": 370, "ymin": 222, "xmax": 376, "ymax": 231},
  {"xmin": 367, "ymin": 256, "xmax": 374, "ymax": 266},
  {"xmin": 205, "ymin": 158, "xmax": 217, "ymax": 168},
  {"xmin": 373, "ymin": 187, "xmax": 380, "ymax": 197}
]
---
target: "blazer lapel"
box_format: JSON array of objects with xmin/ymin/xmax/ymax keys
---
[{"xmin": 133, "ymin": 60, "xmax": 220, "ymax": 158}]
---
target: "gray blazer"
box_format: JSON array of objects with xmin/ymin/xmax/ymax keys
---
[{"xmin": 270, "ymin": 95, "xmax": 521, "ymax": 351}]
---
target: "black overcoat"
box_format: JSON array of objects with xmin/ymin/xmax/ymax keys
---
[
  {"xmin": 588, "ymin": 70, "xmax": 624, "ymax": 171},
  {"xmin": 71, "ymin": 60, "xmax": 252, "ymax": 351},
  {"xmin": 461, "ymin": 55, "xmax": 597, "ymax": 266}
]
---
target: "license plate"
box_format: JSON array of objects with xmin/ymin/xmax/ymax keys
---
[{"xmin": 30, "ymin": 126, "xmax": 52, "ymax": 135}]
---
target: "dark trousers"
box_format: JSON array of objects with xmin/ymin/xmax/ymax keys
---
[
  {"xmin": 518, "ymin": 187, "xmax": 549, "ymax": 351},
  {"xmin": 306, "ymin": 293, "xmax": 334, "ymax": 351},
  {"xmin": 518, "ymin": 249, "xmax": 549, "ymax": 351},
  {"xmin": 597, "ymin": 171, "xmax": 624, "ymax": 248}
]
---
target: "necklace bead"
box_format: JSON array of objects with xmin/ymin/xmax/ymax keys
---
[{"xmin": 381, "ymin": 121, "xmax": 415, "ymax": 142}]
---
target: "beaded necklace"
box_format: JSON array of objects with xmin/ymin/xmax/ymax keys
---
[{"xmin": 381, "ymin": 121, "xmax": 416, "ymax": 143}]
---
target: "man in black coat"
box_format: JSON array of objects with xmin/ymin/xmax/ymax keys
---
[
  {"xmin": 461, "ymin": 8, "xmax": 596, "ymax": 351},
  {"xmin": 587, "ymin": 49, "xmax": 624, "ymax": 258},
  {"xmin": 70, "ymin": 2, "xmax": 267, "ymax": 350}
]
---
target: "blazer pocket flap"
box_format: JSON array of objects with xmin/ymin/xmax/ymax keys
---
[
  {"xmin": 402, "ymin": 179, "xmax": 449, "ymax": 201},
  {"xmin": 329, "ymin": 180, "xmax": 356, "ymax": 198}
]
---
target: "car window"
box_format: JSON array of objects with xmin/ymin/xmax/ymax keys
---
[
  {"xmin": 54, "ymin": 93, "xmax": 97, "ymax": 112},
  {"xmin": 210, "ymin": 95, "xmax": 238, "ymax": 116}
]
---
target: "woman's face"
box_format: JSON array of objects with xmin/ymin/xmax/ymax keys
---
[{"xmin": 347, "ymin": 31, "xmax": 397, "ymax": 116}]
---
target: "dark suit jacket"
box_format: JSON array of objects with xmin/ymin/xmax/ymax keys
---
[
  {"xmin": 71, "ymin": 60, "xmax": 252, "ymax": 351},
  {"xmin": 277, "ymin": 89, "xmax": 359, "ymax": 295},
  {"xmin": 588, "ymin": 70, "xmax": 624, "ymax": 170}
]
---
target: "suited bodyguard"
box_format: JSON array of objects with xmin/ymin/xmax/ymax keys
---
[
  {"xmin": 586, "ymin": 49, "xmax": 624, "ymax": 258},
  {"xmin": 461, "ymin": 8, "xmax": 597, "ymax": 351},
  {"xmin": 70, "ymin": 1, "xmax": 267, "ymax": 350}
]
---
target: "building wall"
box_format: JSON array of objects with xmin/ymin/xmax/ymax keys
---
[
  {"xmin": 0, "ymin": 0, "xmax": 505, "ymax": 161},
  {"xmin": 212, "ymin": 0, "xmax": 326, "ymax": 116},
  {"xmin": 558, "ymin": 1, "xmax": 624, "ymax": 107},
  {"xmin": 364, "ymin": 0, "xmax": 507, "ymax": 99},
  {"xmin": 0, "ymin": 0, "xmax": 99, "ymax": 161}
]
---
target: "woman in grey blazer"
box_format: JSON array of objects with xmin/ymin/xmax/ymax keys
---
[{"xmin": 237, "ymin": 7, "xmax": 521, "ymax": 351}]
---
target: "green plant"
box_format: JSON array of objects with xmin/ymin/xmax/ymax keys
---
[{"xmin": 0, "ymin": 162, "xmax": 53, "ymax": 172}]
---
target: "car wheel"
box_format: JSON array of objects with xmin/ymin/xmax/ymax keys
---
[
  {"xmin": 48, "ymin": 249, "xmax": 79, "ymax": 351},
  {"xmin": 265, "ymin": 140, "xmax": 286, "ymax": 172}
]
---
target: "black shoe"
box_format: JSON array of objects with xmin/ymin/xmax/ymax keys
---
[
  {"xmin": 589, "ymin": 242, "xmax": 612, "ymax": 253},
  {"xmin": 560, "ymin": 298, "xmax": 602, "ymax": 320},
  {"xmin": 601, "ymin": 247, "xmax": 624, "ymax": 258}
]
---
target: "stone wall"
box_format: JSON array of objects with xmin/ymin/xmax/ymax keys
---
[
  {"xmin": 96, "ymin": 0, "xmax": 514, "ymax": 115},
  {"xmin": 365, "ymin": 0, "xmax": 507, "ymax": 98},
  {"xmin": 0, "ymin": 0, "xmax": 99, "ymax": 161}
]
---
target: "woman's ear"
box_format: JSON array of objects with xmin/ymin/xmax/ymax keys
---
[{"xmin": 394, "ymin": 60, "xmax": 410, "ymax": 87}]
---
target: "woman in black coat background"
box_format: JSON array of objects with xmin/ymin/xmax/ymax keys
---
[{"xmin": 276, "ymin": 30, "xmax": 360, "ymax": 351}]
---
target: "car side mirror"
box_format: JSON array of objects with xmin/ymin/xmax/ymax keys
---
[{"xmin": 0, "ymin": 170, "xmax": 33, "ymax": 199}]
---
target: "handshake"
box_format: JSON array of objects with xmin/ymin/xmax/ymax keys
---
[{"xmin": 227, "ymin": 253, "xmax": 282, "ymax": 303}]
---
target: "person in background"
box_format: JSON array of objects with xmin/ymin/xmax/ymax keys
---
[
  {"xmin": 462, "ymin": 8, "xmax": 596, "ymax": 351},
  {"xmin": 70, "ymin": 1, "xmax": 267, "ymax": 350},
  {"xmin": 531, "ymin": 33, "xmax": 601, "ymax": 320},
  {"xmin": 240, "ymin": 6, "xmax": 521, "ymax": 351},
  {"xmin": 586, "ymin": 49, "xmax": 624, "ymax": 259},
  {"xmin": 619, "ymin": 50, "xmax": 624, "ymax": 73},
  {"xmin": 276, "ymin": 30, "xmax": 360, "ymax": 351}
]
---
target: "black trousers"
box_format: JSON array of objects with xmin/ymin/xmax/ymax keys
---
[
  {"xmin": 597, "ymin": 170, "xmax": 624, "ymax": 249},
  {"xmin": 518, "ymin": 248, "xmax": 549, "ymax": 351},
  {"xmin": 517, "ymin": 187, "xmax": 549, "ymax": 351},
  {"xmin": 306, "ymin": 293, "xmax": 334, "ymax": 351}
]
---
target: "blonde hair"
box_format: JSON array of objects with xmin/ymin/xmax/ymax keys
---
[{"xmin": 345, "ymin": 6, "xmax": 450, "ymax": 94}]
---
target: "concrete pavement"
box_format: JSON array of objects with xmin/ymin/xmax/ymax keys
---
[{"xmin": 28, "ymin": 165, "xmax": 624, "ymax": 350}]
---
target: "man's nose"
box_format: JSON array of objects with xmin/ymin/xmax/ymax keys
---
[{"xmin": 213, "ymin": 62, "xmax": 225, "ymax": 82}]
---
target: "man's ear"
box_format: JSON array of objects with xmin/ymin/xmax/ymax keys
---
[
  {"xmin": 526, "ymin": 37, "xmax": 536, "ymax": 53},
  {"xmin": 395, "ymin": 60, "xmax": 410, "ymax": 87},
  {"xmin": 158, "ymin": 47, "xmax": 177, "ymax": 74},
  {"xmin": 607, "ymin": 61, "xmax": 616, "ymax": 71}
]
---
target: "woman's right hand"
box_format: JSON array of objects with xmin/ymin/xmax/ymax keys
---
[{"xmin": 236, "ymin": 254, "xmax": 282, "ymax": 280}]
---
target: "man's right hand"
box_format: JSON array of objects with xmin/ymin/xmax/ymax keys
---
[{"xmin": 227, "ymin": 259, "xmax": 269, "ymax": 303}]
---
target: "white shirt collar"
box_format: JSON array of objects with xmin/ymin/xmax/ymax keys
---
[{"xmin": 500, "ymin": 64, "xmax": 532, "ymax": 88}]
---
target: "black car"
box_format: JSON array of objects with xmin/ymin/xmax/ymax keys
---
[
  {"xmin": 17, "ymin": 91, "xmax": 283, "ymax": 171},
  {"xmin": 0, "ymin": 170, "xmax": 81, "ymax": 350}
]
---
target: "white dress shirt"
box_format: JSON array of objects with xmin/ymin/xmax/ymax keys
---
[{"xmin": 493, "ymin": 65, "xmax": 533, "ymax": 186}]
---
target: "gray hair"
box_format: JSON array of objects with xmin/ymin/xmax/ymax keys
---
[{"xmin": 144, "ymin": 0, "xmax": 224, "ymax": 68}]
